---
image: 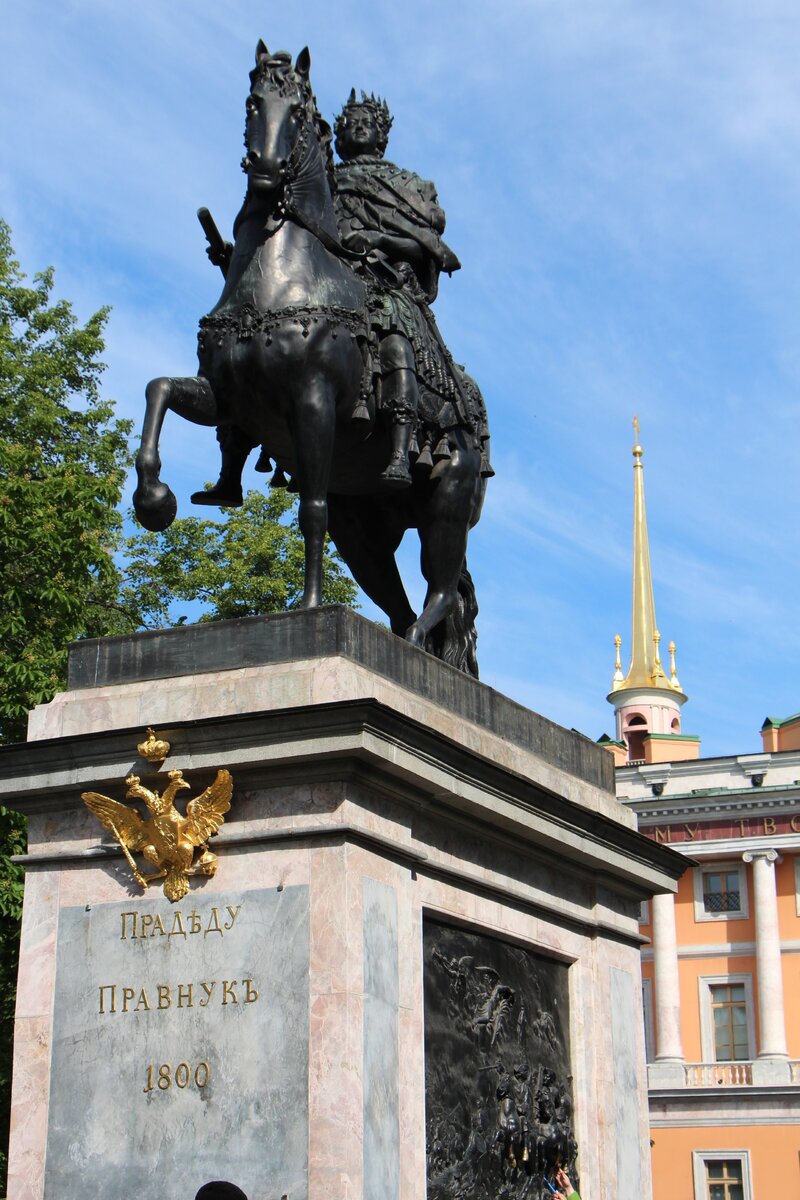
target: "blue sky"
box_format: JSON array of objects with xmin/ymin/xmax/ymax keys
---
[{"xmin": 3, "ymin": 1, "xmax": 800, "ymax": 756}]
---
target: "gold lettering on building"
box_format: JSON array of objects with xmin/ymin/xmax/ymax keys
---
[
  {"xmin": 144, "ymin": 1061, "xmax": 210, "ymax": 1093},
  {"xmin": 654, "ymin": 827, "xmax": 671, "ymax": 843},
  {"xmin": 98, "ymin": 978, "xmax": 260, "ymax": 1015},
  {"xmin": 120, "ymin": 904, "xmax": 244, "ymax": 942}
]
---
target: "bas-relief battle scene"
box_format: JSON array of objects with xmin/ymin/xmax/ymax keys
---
[{"xmin": 424, "ymin": 920, "xmax": 577, "ymax": 1200}]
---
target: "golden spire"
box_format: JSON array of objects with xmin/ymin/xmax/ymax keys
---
[{"xmin": 611, "ymin": 418, "xmax": 684, "ymax": 695}]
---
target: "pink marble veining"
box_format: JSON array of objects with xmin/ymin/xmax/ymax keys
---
[
  {"xmin": 14, "ymin": 871, "xmax": 59, "ymax": 1022},
  {"xmin": 308, "ymin": 990, "xmax": 363, "ymax": 1200},
  {"xmin": 7, "ymin": 1016, "xmax": 51, "ymax": 1200},
  {"xmin": 309, "ymin": 845, "xmax": 349, "ymax": 996}
]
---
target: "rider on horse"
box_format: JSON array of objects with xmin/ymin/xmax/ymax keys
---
[
  {"xmin": 134, "ymin": 43, "xmax": 491, "ymax": 673},
  {"xmin": 193, "ymin": 86, "xmax": 491, "ymax": 505},
  {"xmin": 333, "ymin": 89, "xmax": 463, "ymax": 487}
]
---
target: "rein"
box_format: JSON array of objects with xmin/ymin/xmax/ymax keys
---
[
  {"xmin": 246, "ymin": 103, "xmax": 368, "ymax": 265},
  {"xmin": 280, "ymin": 192, "xmax": 366, "ymax": 263}
]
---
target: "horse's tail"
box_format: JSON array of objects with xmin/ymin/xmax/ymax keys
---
[{"xmin": 427, "ymin": 563, "xmax": 480, "ymax": 678}]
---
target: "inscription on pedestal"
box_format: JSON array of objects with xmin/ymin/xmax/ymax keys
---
[
  {"xmin": 44, "ymin": 886, "xmax": 309, "ymax": 1200},
  {"xmin": 424, "ymin": 919, "xmax": 576, "ymax": 1200}
]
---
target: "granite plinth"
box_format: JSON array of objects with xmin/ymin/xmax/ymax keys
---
[
  {"xmin": 45, "ymin": 888, "xmax": 308, "ymax": 1200},
  {"xmin": 57, "ymin": 607, "xmax": 613, "ymax": 793},
  {"xmin": 2, "ymin": 610, "xmax": 685, "ymax": 1200}
]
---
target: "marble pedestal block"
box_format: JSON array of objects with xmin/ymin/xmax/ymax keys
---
[{"xmin": 0, "ymin": 608, "xmax": 684, "ymax": 1200}]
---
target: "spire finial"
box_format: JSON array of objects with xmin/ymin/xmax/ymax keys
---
[
  {"xmin": 633, "ymin": 414, "xmax": 642, "ymax": 459},
  {"xmin": 651, "ymin": 629, "xmax": 665, "ymax": 682},
  {"xmin": 611, "ymin": 633, "xmax": 624, "ymax": 689},
  {"xmin": 668, "ymin": 640, "xmax": 681, "ymax": 689}
]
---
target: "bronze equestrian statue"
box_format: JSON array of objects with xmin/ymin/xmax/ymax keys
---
[{"xmin": 133, "ymin": 44, "xmax": 492, "ymax": 674}]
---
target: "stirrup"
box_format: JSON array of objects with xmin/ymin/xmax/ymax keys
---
[
  {"xmin": 191, "ymin": 483, "xmax": 244, "ymax": 507},
  {"xmin": 380, "ymin": 456, "xmax": 412, "ymax": 488}
]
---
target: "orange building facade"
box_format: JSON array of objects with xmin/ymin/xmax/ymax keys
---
[
  {"xmin": 600, "ymin": 427, "xmax": 800, "ymax": 1199},
  {"xmin": 618, "ymin": 746, "xmax": 800, "ymax": 1200}
]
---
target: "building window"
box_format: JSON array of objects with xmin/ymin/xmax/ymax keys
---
[
  {"xmin": 693, "ymin": 863, "xmax": 748, "ymax": 922},
  {"xmin": 692, "ymin": 1152, "xmax": 751, "ymax": 1200},
  {"xmin": 709, "ymin": 984, "xmax": 749, "ymax": 1061},
  {"xmin": 624, "ymin": 713, "xmax": 647, "ymax": 762},
  {"xmin": 639, "ymin": 899, "xmax": 650, "ymax": 924},
  {"xmin": 706, "ymin": 1160, "xmax": 744, "ymax": 1200},
  {"xmin": 698, "ymin": 975, "xmax": 755, "ymax": 1064},
  {"xmin": 704, "ymin": 870, "xmax": 740, "ymax": 913}
]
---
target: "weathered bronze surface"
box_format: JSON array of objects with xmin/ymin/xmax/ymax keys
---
[
  {"xmin": 81, "ymin": 745, "xmax": 233, "ymax": 901},
  {"xmin": 133, "ymin": 43, "xmax": 491, "ymax": 676},
  {"xmin": 424, "ymin": 919, "xmax": 578, "ymax": 1199}
]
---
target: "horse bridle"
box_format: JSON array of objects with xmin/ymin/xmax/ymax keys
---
[{"xmin": 244, "ymin": 95, "xmax": 367, "ymax": 265}]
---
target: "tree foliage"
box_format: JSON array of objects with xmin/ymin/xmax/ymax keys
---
[
  {"xmin": 0, "ymin": 218, "xmax": 139, "ymax": 1196},
  {"xmin": 122, "ymin": 488, "xmax": 358, "ymax": 626},
  {"xmin": 0, "ymin": 219, "xmax": 136, "ymax": 745}
]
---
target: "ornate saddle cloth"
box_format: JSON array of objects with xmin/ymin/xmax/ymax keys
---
[{"xmin": 363, "ymin": 273, "xmax": 490, "ymax": 468}]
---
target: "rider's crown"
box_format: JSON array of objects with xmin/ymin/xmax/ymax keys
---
[{"xmin": 334, "ymin": 88, "xmax": 393, "ymax": 155}]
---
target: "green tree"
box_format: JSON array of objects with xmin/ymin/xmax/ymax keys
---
[
  {"xmin": 0, "ymin": 219, "xmax": 136, "ymax": 1196},
  {"xmin": 121, "ymin": 488, "xmax": 358, "ymax": 626},
  {"xmin": 0, "ymin": 220, "xmax": 137, "ymax": 745}
]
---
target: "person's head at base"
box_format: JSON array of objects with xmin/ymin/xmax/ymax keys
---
[{"xmin": 195, "ymin": 1183, "xmax": 248, "ymax": 1200}]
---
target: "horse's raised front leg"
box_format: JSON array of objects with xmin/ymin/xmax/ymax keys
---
[
  {"xmin": 406, "ymin": 441, "xmax": 482, "ymax": 648},
  {"xmin": 289, "ymin": 380, "xmax": 336, "ymax": 609},
  {"xmin": 133, "ymin": 375, "xmax": 218, "ymax": 532}
]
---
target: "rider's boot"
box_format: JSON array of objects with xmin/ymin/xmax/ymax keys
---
[
  {"xmin": 380, "ymin": 367, "xmax": 418, "ymax": 488},
  {"xmin": 191, "ymin": 424, "xmax": 256, "ymax": 507}
]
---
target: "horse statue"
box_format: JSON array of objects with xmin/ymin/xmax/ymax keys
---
[{"xmin": 133, "ymin": 44, "xmax": 490, "ymax": 674}]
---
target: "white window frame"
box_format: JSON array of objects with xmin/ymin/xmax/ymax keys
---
[
  {"xmin": 692, "ymin": 1149, "xmax": 752, "ymax": 1200},
  {"xmin": 795, "ymin": 856, "xmax": 800, "ymax": 918},
  {"xmin": 642, "ymin": 977, "xmax": 655, "ymax": 1063},
  {"xmin": 639, "ymin": 899, "xmax": 650, "ymax": 924},
  {"xmin": 693, "ymin": 862, "xmax": 749, "ymax": 923},
  {"xmin": 697, "ymin": 974, "xmax": 756, "ymax": 1064}
]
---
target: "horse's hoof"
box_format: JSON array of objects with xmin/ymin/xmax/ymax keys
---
[
  {"xmin": 404, "ymin": 622, "xmax": 426, "ymax": 649},
  {"xmin": 133, "ymin": 485, "xmax": 178, "ymax": 532}
]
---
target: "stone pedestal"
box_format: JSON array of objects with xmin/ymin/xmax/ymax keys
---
[{"xmin": 0, "ymin": 608, "xmax": 684, "ymax": 1200}]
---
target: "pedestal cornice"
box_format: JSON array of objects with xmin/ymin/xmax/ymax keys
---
[{"xmin": 0, "ymin": 696, "xmax": 684, "ymax": 902}]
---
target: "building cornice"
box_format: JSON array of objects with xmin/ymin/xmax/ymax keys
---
[{"xmin": 641, "ymin": 938, "xmax": 800, "ymax": 961}]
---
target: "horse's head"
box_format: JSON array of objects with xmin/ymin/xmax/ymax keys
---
[{"xmin": 242, "ymin": 43, "xmax": 319, "ymax": 197}]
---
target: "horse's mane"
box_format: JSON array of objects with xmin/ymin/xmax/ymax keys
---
[{"xmin": 249, "ymin": 49, "xmax": 336, "ymax": 194}]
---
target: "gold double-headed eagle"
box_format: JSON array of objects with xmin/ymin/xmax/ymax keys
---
[{"xmin": 82, "ymin": 760, "xmax": 232, "ymax": 903}]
